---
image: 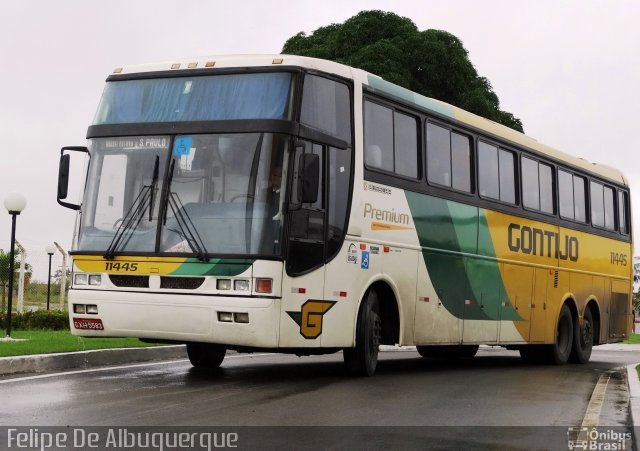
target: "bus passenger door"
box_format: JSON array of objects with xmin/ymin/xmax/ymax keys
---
[{"xmin": 280, "ymin": 141, "xmax": 327, "ymax": 348}]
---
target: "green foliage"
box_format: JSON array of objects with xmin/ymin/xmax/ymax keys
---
[
  {"xmin": 625, "ymin": 334, "xmax": 640, "ymax": 344},
  {"xmin": 282, "ymin": 10, "xmax": 524, "ymax": 132},
  {"xmin": 0, "ymin": 330, "xmax": 157, "ymax": 357},
  {"xmin": 0, "ymin": 309, "xmax": 69, "ymax": 330}
]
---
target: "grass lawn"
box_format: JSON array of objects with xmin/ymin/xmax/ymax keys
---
[
  {"xmin": 624, "ymin": 334, "xmax": 640, "ymax": 344},
  {"xmin": 0, "ymin": 330, "xmax": 159, "ymax": 357}
]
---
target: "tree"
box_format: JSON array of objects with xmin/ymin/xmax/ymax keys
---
[
  {"xmin": 282, "ymin": 10, "xmax": 524, "ymax": 132},
  {"xmin": 0, "ymin": 248, "xmax": 32, "ymax": 313},
  {"xmin": 53, "ymin": 267, "xmax": 71, "ymax": 294}
]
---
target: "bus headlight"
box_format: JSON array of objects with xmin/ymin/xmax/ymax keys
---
[
  {"xmin": 234, "ymin": 280, "xmax": 250, "ymax": 291},
  {"xmin": 88, "ymin": 275, "xmax": 102, "ymax": 286},
  {"xmin": 74, "ymin": 274, "xmax": 88, "ymax": 285},
  {"xmin": 217, "ymin": 279, "xmax": 231, "ymax": 290}
]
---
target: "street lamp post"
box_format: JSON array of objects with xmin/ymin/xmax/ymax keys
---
[
  {"xmin": 45, "ymin": 244, "xmax": 56, "ymax": 311},
  {"xmin": 4, "ymin": 193, "xmax": 26, "ymax": 338}
]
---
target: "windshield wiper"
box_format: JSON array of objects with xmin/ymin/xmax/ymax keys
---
[
  {"xmin": 161, "ymin": 159, "xmax": 209, "ymax": 261},
  {"xmin": 104, "ymin": 185, "xmax": 152, "ymax": 259},
  {"xmin": 149, "ymin": 155, "xmax": 159, "ymax": 221},
  {"xmin": 104, "ymin": 158, "xmax": 158, "ymax": 260}
]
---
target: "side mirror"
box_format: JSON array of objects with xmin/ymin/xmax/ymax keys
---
[
  {"xmin": 57, "ymin": 146, "xmax": 89, "ymax": 210},
  {"xmin": 299, "ymin": 153, "xmax": 319, "ymax": 204},
  {"xmin": 58, "ymin": 154, "xmax": 70, "ymax": 200}
]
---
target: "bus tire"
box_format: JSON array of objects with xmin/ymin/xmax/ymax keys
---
[
  {"xmin": 343, "ymin": 290, "xmax": 382, "ymax": 377},
  {"xmin": 186, "ymin": 343, "xmax": 226, "ymax": 370},
  {"xmin": 417, "ymin": 345, "xmax": 479, "ymax": 359},
  {"xmin": 569, "ymin": 307, "xmax": 594, "ymax": 364},
  {"xmin": 545, "ymin": 303, "xmax": 574, "ymax": 365}
]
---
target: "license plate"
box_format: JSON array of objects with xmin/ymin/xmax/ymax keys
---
[{"xmin": 73, "ymin": 317, "xmax": 104, "ymax": 330}]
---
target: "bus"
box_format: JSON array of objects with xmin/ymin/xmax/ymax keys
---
[{"xmin": 57, "ymin": 55, "xmax": 633, "ymax": 376}]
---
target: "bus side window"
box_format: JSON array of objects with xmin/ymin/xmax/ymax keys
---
[
  {"xmin": 478, "ymin": 141, "xmax": 499, "ymax": 199},
  {"xmin": 619, "ymin": 190, "xmax": 629, "ymax": 234},
  {"xmin": 427, "ymin": 122, "xmax": 451, "ymax": 187},
  {"xmin": 558, "ymin": 169, "xmax": 574, "ymax": 220},
  {"xmin": 364, "ymin": 100, "xmax": 393, "ymax": 172},
  {"xmin": 603, "ymin": 186, "xmax": 615, "ymax": 230},
  {"xmin": 300, "ymin": 74, "xmax": 351, "ymax": 144},
  {"xmin": 573, "ymin": 175, "xmax": 587, "ymax": 223},
  {"xmin": 590, "ymin": 181, "xmax": 604, "ymax": 228}
]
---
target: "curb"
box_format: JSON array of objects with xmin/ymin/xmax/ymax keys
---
[
  {"xmin": 0, "ymin": 345, "xmax": 187, "ymax": 376},
  {"xmin": 628, "ymin": 365, "xmax": 640, "ymax": 435}
]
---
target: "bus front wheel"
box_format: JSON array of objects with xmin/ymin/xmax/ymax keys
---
[
  {"xmin": 344, "ymin": 290, "xmax": 381, "ymax": 377},
  {"xmin": 186, "ymin": 343, "xmax": 226, "ymax": 370}
]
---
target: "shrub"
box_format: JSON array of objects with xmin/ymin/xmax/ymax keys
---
[{"xmin": 0, "ymin": 310, "xmax": 70, "ymax": 330}]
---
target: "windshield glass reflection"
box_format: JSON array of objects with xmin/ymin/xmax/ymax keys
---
[{"xmin": 77, "ymin": 133, "xmax": 287, "ymax": 257}]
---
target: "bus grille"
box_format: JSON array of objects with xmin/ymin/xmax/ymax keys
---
[
  {"xmin": 109, "ymin": 275, "xmax": 149, "ymax": 288},
  {"xmin": 108, "ymin": 275, "xmax": 205, "ymax": 290},
  {"xmin": 160, "ymin": 276, "xmax": 205, "ymax": 290}
]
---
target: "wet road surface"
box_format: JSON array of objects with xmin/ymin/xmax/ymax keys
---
[{"xmin": 0, "ymin": 347, "xmax": 637, "ymax": 449}]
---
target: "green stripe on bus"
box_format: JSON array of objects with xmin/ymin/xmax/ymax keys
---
[
  {"xmin": 366, "ymin": 75, "xmax": 456, "ymax": 119},
  {"xmin": 405, "ymin": 191, "xmax": 522, "ymax": 322},
  {"xmin": 170, "ymin": 258, "xmax": 254, "ymax": 276}
]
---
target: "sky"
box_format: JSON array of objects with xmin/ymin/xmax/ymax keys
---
[{"xmin": 1, "ymin": 0, "xmax": 639, "ymax": 280}]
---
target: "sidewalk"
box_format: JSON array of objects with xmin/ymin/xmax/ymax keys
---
[
  {"xmin": 0, "ymin": 345, "xmax": 186, "ymax": 376},
  {"xmin": 597, "ymin": 343, "xmax": 640, "ymax": 352}
]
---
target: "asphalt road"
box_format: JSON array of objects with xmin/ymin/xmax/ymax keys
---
[{"xmin": 0, "ymin": 347, "xmax": 637, "ymax": 450}]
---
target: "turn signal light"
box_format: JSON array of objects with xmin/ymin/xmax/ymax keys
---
[{"xmin": 255, "ymin": 278, "xmax": 272, "ymax": 293}]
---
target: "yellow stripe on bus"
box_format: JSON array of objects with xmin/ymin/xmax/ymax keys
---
[
  {"xmin": 74, "ymin": 255, "xmax": 187, "ymax": 275},
  {"xmin": 371, "ymin": 222, "xmax": 413, "ymax": 231}
]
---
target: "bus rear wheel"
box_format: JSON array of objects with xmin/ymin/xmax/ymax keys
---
[
  {"xmin": 186, "ymin": 343, "xmax": 226, "ymax": 370},
  {"xmin": 544, "ymin": 303, "xmax": 574, "ymax": 365},
  {"xmin": 344, "ymin": 290, "xmax": 381, "ymax": 377},
  {"xmin": 570, "ymin": 307, "xmax": 594, "ymax": 364},
  {"xmin": 417, "ymin": 345, "xmax": 479, "ymax": 359}
]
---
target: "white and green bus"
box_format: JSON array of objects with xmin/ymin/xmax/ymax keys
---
[{"xmin": 58, "ymin": 55, "xmax": 633, "ymax": 376}]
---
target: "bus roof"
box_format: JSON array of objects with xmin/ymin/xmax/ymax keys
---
[{"xmin": 110, "ymin": 54, "xmax": 627, "ymax": 186}]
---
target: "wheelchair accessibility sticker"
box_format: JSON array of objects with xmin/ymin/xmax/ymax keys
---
[
  {"xmin": 361, "ymin": 251, "xmax": 369, "ymax": 269},
  {"xmin": 173, "ymin": 136, "xmax": 193, "ymax": 157}
]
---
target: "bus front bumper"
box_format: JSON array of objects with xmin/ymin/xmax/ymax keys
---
[{"xmin": 68, "ymin": 289, "xmax": 280, "ymax": 348}]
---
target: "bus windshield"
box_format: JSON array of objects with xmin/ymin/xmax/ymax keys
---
[
  {"xmin": 93, "ymin": 72, "xmax": 294, "ymax": 124},
  {"xmin": 78, "ymin": 133, "xmax": 288, "ymax": 257}
]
